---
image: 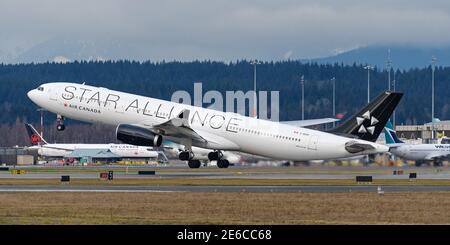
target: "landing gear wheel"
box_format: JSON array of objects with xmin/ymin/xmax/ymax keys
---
[
  {"xmin": 188, "ymin": 160, "xmax": 201, "ymax": 168},
  {"xmin": 433, "ymin": 160, "xmax": 443, "ymax": 167},
  {"xmin": 208, "ymin": 150, "xmax": 223, "ymax": 161},
  {"xmin": 217, "ymin": 159, "xmax": 230, "ymax": 168},
  {"xmin": 57, "ymin": 124, "xmax": 65, "ymax": 131}
]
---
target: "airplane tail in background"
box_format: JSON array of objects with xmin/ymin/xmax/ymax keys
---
[
  {"xmin": 24, "ymin": 123, "xmax": 48, "ymax": 145},
  {"xmin": 384, "ymin": 120, "xmax": 404, "ymax": 144},
  {"xmin": 328, "ymin": 91, "xmax": 403, "ymax": 142}
]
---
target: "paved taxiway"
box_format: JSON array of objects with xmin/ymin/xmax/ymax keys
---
[
  {"xmin": 1, "ymin": 185, "xmax": 450, "ymax": 193},
  {"xmin": 2, "ymin": 166, "xmax": 450, "ymax": 192},
  {"xmin": 3, "ymin": 171, "xmax": 450, "ymax": 180}
]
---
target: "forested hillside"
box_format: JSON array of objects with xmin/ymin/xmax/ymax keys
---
[{"xmin": 0, "ymin": 60, "xmax": 448, "ymax": 146}]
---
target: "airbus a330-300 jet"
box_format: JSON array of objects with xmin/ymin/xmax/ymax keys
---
[{"xmin": 28, "ymin": 82, "xmax": 401, "ymax": 168}]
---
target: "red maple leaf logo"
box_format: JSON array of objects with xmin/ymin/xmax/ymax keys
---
[{"xmin": 31, "ymin": 134, "xmax": 40, "ymax": 145}]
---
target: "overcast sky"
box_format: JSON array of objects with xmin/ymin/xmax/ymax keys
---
[{"xmin": 1, "ymin": 0, "xmax": 450, "ymax": 61}]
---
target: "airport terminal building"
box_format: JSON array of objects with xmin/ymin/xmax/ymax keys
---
[
  {"xmin": 0, "ymin": 146, "xmax": 168, "ymax": 166},
  {"xmin": 396, "ymin": 121, "xmax": 450, "ymax": 143},
  {"xmin": 0, "ymin": 147, "xmax": 38, "ymax": 166}
]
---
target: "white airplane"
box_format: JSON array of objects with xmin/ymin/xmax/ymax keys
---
[
  {"xmin": 25, "ymin": 123, "xmax": 162, "ymax": 159},
  {"xmin": 27, "ymin": 82, "xmax": 391, "ymax": 168},
  {"xmin": 384, "ymin": 120, "xmax": 450, "ymax": 166}
]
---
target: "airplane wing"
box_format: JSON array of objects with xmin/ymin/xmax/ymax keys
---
[
  {"xmin": 149, "ymin": 109, "xmax": 207, "ymax": 145},
  {"xmin": 133, "ymin": 109, "xmax": 239, "ymax": 150},
  {"xmin": 424, "ymin": 152, "xmax": 450, "ymax": 161},
  {"xmin": 281, "ymin": 118, "xmax": 340, "ymax": 127}
]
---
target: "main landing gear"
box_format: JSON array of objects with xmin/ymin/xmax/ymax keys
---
[
  {"xmin": 216, "ymin": 159, "xmax": 230, "ymax": 169},
  {"xmin": 179, "ymin": 149, "xmax": 230, "ymax": 169},
  {"xmin": 179, "ymin": 150, "xmax": 201, "ymax": 169},
  {"xmin": 187, "ymin": 160, "xmax": 201, "ymax": 168},
  {"xmin": 56, "ymin": 114, "xmax": 65, "ymax": 131},
  {"xmin": 208, "ymin": 150, "xmax": 229, "ymax": 168}
]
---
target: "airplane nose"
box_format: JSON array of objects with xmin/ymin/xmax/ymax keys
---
[
  {"xmin": 27, "ymin": 89, "xmax": 38, "ymax": 103},
  {"xmin": 27, "ymin": 90, "xmax": 34, "ymax": 100}
]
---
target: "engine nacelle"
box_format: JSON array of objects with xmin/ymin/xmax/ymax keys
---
[{"xmin": 116, "ymin": 124, "xmax": 162, "ymax": 147}]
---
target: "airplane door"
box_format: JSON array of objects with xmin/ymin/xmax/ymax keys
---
[{"xmin": 307, "ymin": 135, "xmax": 318, "ymax": 150}]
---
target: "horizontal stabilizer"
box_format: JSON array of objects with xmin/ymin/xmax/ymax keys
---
[{"xmin": 345, "ymin": 141, "xmax": 375, "ymax": 154}]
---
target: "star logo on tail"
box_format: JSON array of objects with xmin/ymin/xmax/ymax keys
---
[{"xmin": 356, "ymin": 110, "xmax": 379, "ymax": 135}]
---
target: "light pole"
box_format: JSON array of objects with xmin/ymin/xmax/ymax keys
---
[
  {"xmin": 392, "ymin": 70, "xmax": 396, "ymax": 127},
  {"xmin": 387, "ymin": 49, "xmax": 392, "ymax": 90},
  {"xmin": 364, "ymin": 65, "xmax": 374, "ymax": 104},
  {"xmin": 431, "ymin": 56, "xmax": 437, "ymax": 140},
  {"xmin": 37, "ymin": 108, "xmax": 46, "ymax": 140},
  {"xmin": 250, "ymin": 60, "xmax": 260, "ymax": 118},
  {"xmin": 301, "ymin": 75, "xmax": 305, "ymax": 120},
  {"xmin": 331, "ymin": 77, "xmax": 336, "ymax": 127}
]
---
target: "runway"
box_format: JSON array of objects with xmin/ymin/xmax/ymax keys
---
[
  {"xmin": 2, "ymin": 171, "xmax": 450, "ymax": 180},
  {"xmin": 2, "ymin": 166, "xmax": 450, "ymax": 193},
  {"xmin": 1, "ymin": 185, "xmax": 450, "ymax": 193}
]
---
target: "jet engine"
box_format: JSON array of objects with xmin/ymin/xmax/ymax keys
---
[{"xmin": 116, "ymin": 124, "xmax": 162, "ymax": 147}]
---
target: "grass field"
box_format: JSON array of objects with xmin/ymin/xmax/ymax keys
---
[
  {"xmin": 2, "ymin": 166, "xmax": 449, "ymax": 224},
  {"xmin": 1, "ymin": 192, "xmax": 450, "ymax": 224}
]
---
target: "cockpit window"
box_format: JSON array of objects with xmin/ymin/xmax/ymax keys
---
[{"xmin": 37, "ymin": 87, "xmax": 44, "ymax": 91}]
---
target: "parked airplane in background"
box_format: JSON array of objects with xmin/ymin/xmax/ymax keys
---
[
  {"xmin": 28, "ymin": 82, "xmax": 396, "ymax": 168},
  {"xmin": 384, "ymin": 120, "xmax": 450, "ymax": 166},
  {"xmin": 25, "ymin": 123, "xmax": 162, "ymax": 160}
]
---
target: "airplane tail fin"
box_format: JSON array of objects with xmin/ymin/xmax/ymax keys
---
[
  {"xmin": 24, "ymin": 123, "xmax": 48, "ymax": 145},
  {"xmin": 384, "ymin": 120, "xmax": 404, "ymax": 144},
  {"xmin": 328, "ymin": 91, "xmax": 403, "ymax": 142}
]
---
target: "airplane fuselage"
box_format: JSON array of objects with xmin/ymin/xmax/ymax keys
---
[
  {"xmin": 28, "ymin": 82, "xmax": 388, "ymax": 161},
  {"xmin": 390, "ymin": 144, "xmax": 450, "ymax": 161},
  {"xmin": 31, "ymin": 143, "xmax": 159, "ymax": 158}
]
